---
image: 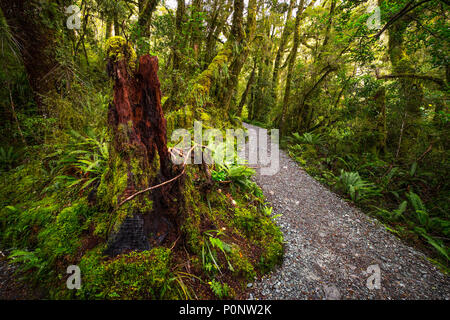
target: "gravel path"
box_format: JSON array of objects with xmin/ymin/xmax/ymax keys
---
[{"xmin": 243, "ymin": 123, "xmax": 449, "ymax": 300}]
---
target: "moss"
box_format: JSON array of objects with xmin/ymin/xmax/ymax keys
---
[
  {"xmin": 231, "ymin": 204, "xmax": 284, "ymax": 275},
  {"xmin": 78, "ymin": 247, "xmax": 177, "ymax": 299},
  {"xmin": 38, "ymin": 201, "xmax": 92, "ymax": 258},
  {"xmin": 259, "ymin": 235, "xmax": 284, "ymax": 274},
  {"xmin": 234, "ymin": 206, "xmax": 260, "ymax": 236},
  {"xmin": 186, "ymin": 46, "xmax": 232, "ymax": 107},
  {"xmin": 200, "ymin": 112, "xmax": 211, "ymax": 122},
  {"xmin": 229, "ymin": 244, "xmax": 256, "ymax": 281},
  {"xmin": 106, "ymin": 36, "xmax": 137, "ymax": 71},
  {"xmin": 180, "ymin": 170, "xmax": 205, "ymax": 254}
]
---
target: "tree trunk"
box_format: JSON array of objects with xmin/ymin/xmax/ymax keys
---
[
  {"xmin": 237, "ymin": 59, "xmax": 256, "ymax": 116},
  {"xmin": 138, "ymin": 0, "xmax": 159, "ymax": 37},
  {"xmin": 387, "ymin": 5, "xmax": 423, "ymax": 117},
  {"xmin": 114, "ymin": 15, "xmax": 120, "ymax": 36},
  {"xmin": 387, "ymin": 3, "xmax": 424, "ymax": 154},
  {"xmin": 105, "ymin": 18, "xmax": 113, "ymax": 39},
  {"xmin": 221, "ymin": 0, "xmax": 257, "ymax": 112},
  {"xmin": 164, "ymin": 0, "xmax": 186, "ymax": 111},
  {"xmin": 190, "ymin": 0, "xmax": 203, "ymax": 61},
  {"xmin": 0, "ymin": 0, "xmax": 69, "ymax": 110},
  {"xmin": 271, "ymin": 0, "xmax": 295, "ymax": 103},
  {"xmin": 203, "ymin": 0, "xmax": 232, "ymax": 67},
  {"xmin": 279, "ymin": 0, "xmax": 305, "ymax": 136}
]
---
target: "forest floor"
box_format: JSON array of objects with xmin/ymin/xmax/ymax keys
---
[{"xmin": 243, "ymin": 123, "xmax": 450, "ymax": 300}]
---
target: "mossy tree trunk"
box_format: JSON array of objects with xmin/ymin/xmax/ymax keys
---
[
  {"xmin": 271, "ymin": 0, "xmax": 296, "ymax": 104},
  {"xmin": 203, "ymin": 0, "xmax": 232, "ymax": 68},
  {"xmin": 190, "ymin": 0, "xmax": 203, "ymax": 61},
  {"xmin": 221, "ymin": 0, "xmax": 257, "ymax": 112},
  {"xmin": 102, "ymin": 38, "xmax": 184, "ymax": 256},
  {"xmin": 138, "ymin": 0, "xmax": 159, "ymax": 38},
  {"xmin": 0, "ymin": 0, "xmax": 70, "ymax": 110},
  {"xmin": 279, "ymin": 0, "xmax": 306, "ymax": 136},
  {"xmin": 105, "ymin": 18, "xmax": 113, "ymax": 39},
  {"xmin": 237, "ymin": 59, "xmax": 257, "ymax": 116},
  {"xmin": 388, "ymin": 16, "xmax": 424, "ymax": 118},
  {"xmin": 164, "ymin": 0, "xmax": 186, "ymax": 111},
  {"xmin": 387, "ymin": 5, "xmax": 424, "ymax": 155}
]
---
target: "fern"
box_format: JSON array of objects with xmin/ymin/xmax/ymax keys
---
[
  {"xmin": 338, "ymin": 170, "xmax": 380, "ymax": 202},
  {"xmin": 406, "ymin": 191, "xmax": 429, "ymax": 226},
  {"xmin": 292, "ymin": 132, "xmax": 324, "ymax": 145},
  {"xmin": 0, "ymin": 146, "xmax": 20, "ymax": 171}
]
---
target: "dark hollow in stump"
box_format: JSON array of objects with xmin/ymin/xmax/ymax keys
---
[{"xmin": 104, "ymin": 51, "xmax": 184, "ymax": 256}]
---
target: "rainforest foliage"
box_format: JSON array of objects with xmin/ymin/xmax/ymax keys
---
[{"xmin": 0, "ymin": 0, "xmax": 448, "ymax": 299}]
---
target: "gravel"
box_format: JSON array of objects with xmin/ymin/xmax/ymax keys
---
[{"xmin": 243, "ymin": 123, "xmax": 450, "ymax": 300}]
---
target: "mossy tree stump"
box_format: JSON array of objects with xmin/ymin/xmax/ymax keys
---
[{"xmin": 101, "ymin": 37, "xmax": 184, "ymax": 256}]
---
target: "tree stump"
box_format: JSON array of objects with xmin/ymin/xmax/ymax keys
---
[{"xmin": 102, "ymin": 37, "xmax": 184, "ymax": 256}]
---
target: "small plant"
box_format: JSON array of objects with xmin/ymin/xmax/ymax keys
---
[
  {"xmin": 406, "ymin": 191, "xmax": 429, "ymax": 227},
  {"xmin": 373, "ymin": 201, "xmax": 407, "ymax": 221},
  {"xmin": 208, "ymin": 280, "xmax": 232, "ymax": 299},
  {"xmin": 201, "ymin": 229, "xmax": 234, "ymax": 274},
  {"xmin": 0, "ymin": 146, "xmax": 20, "ymax": 171},
  {"xmin": 45, "ymin": 128, "xmax": 108, "ymax": 192},
  {"xmin": 292, "ymin": 132, "xmax": 324, "ymax": 145},
  {"xmin": 212, "ymin": 163, "xmax": 262, "ymax": 197},
  {"xmin": 211, "ymin": 170, "xmax": 226, "ymax": 182},
  {"xmin": 9, "ymin": 249, "xmax": 49, "ymax": 284},
  {"xmin": 337, "ymin": 170, "xmax": 380, "ymax": 202}
]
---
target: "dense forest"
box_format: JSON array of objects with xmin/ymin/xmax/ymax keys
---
[{"xmin": 0, "ymin": 0, "xmax": 448, "ymax": 300}]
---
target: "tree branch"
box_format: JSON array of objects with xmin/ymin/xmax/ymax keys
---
[
  {"xmin": 373, "ymin": 0, "xmax": 433, "ymax": 39},
  {"xmin": 375, "ymin": 69, "xmax": 446, "ymax": 88}
]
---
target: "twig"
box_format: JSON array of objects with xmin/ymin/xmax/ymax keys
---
[
  {"xmin": 117, "ymin": 145, "xmax": 196, "ymax": 208},
  {"xmin": 170, "ymin": 235, "xmax": 181, "ymax": 250},
  {"xmin": 7, "ymin": 83, "xmax": 26, "ymax": 144},
  {"xmin": 396, "ymin": 111, "xmax": 407, "ymax": 160},
  {"xmin": 417, "ymin": 144, "xmax": 433, "ymax": 162}
]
